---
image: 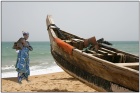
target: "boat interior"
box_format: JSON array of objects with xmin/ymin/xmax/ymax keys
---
[{"xmin": 50, "ymin": 26, "xmax": 139, "ymax": 71}]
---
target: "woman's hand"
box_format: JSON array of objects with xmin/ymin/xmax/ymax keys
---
[{"xmin": 28, "ymin": 46, "xmax": 33, "ymax": 51}]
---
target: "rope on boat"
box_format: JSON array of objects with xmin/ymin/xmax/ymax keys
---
[
  {"xmin": 82, "ymin": 44, "xmax": 93, "ymax": 52},
  {"xmin": 47, "ymin": 24, "xmax": 57, "ymax": 30},
  {"xmin": 97, "ymin": 38, "xmax": 112, "ymax": 45},
  {"xmin": 47, "ymin": 24, "xmax": 66, "ymax": 39}
]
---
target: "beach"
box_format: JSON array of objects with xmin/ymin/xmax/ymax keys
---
[{"xmin": 2, "ymin": 72, "xmax": 96, "ymax": 92}]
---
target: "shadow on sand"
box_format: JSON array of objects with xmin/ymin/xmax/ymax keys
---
[
  {"xmin": 31, "ymin": 88, "xmax": 73, "ymax": 92},
  {"xmin": 50, "ymin": 77, "xmax": 77, "ymax": 81}
]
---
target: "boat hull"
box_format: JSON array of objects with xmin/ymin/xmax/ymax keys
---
[{"xmin": 51, "ymin": 45, "xmax": 136, "ymax": 92}]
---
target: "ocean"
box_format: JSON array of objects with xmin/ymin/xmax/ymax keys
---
[{"xmin": 2, "ymin": 41, "xmax": 139, "ymax": 78}]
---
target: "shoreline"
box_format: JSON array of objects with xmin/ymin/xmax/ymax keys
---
[
  {"xmin": 2, "ymin": 72, "xmax": 97, "ymax": 92},
  {"xmin": 2, "ymin": 65, "xmax": 64, "ymax": 78}
]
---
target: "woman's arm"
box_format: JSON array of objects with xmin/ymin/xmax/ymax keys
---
[{"xmin": 26, "ymin": 41, "xmax": 33, "ymax": 51}]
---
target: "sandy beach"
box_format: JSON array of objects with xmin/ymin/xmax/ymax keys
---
[{"xmin": 2, "ymin": 72, "xmax": 96, "ymax": 92}]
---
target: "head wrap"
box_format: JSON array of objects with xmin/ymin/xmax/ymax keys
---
[{"xmin": 22, "ymin": 31, "xmax": 29, "ymax": 36}]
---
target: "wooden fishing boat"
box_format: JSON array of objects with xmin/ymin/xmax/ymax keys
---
[{"xmin": 46, "ymin": 15, "xmax": 139, "ymax": 92}]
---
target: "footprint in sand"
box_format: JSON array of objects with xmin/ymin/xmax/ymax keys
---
[
  {"xmin": 44, "ymin": 81, "xmax": 48, "ymax": 83},
  {"xmin": 75, "ymin": 84, "xmax": 80, "ymax": 85}
]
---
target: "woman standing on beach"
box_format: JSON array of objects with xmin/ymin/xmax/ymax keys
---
[{"xmin": 14, "ymin": 32, "xmax": 33, "ymax": 84}]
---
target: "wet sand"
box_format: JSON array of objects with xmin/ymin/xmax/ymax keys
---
[{"xmin": 2, "ymin": 72, "xmax": 97, "ymax": 92}]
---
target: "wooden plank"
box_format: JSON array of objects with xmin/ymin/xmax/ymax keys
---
[
  {"xmin": 99, "ymin": 44, "xmax": 138, "ymax": 59},
  {"xmin": 100, "ymin": 48, "xmax": 117, "ymax": 55},
  {"xmin": 115, "ymin": 63, "xmax": 139, "ymax": 70},
  {"xmin": 98, "ymin": 50, "xmax": 113, "ymax": 56},
  {"xmin": 85, "ymin": 50, "xmax": 106, "ymax": 59},
  {"xmin": 98, "ymin": 50, "xmax": 108, "ymax": 55},
  {"xmin": 87, "ymin": 50, "xmax": 96, "ymax": 54},
  {"xmin": 92, "ymin": 54, "xmax": 104, "ymax": 57},
  {"xmin": 115, "ymin": 63, "xmax": 139, "ymax": 66}
]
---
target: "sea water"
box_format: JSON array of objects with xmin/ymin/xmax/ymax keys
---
[{"xmin": 1, "ymin": 41, "xmax": 139, "ymax": 78}]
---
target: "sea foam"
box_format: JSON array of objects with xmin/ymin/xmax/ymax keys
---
[{"xmin": 2, "ymin": 65, "xmax": 63, "ymax": 78}]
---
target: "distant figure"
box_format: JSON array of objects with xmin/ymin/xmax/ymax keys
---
[{"xmin": 13, "ymin": 32, "xmax": 33, "ymax": 84}]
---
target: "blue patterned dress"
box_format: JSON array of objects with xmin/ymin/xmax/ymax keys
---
[{"xmin": 15, "ymin": 46, "xmax": 30, "ymax": 83}]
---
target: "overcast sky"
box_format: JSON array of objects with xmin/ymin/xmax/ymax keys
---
[{"xmin": 2, "ymin": 2, "xmax": 139, "ymax": 41}]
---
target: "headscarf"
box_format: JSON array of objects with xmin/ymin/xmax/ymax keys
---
[{"xmin": 22, "ymin": 31, "xmax": 29, "ymax": 36}]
